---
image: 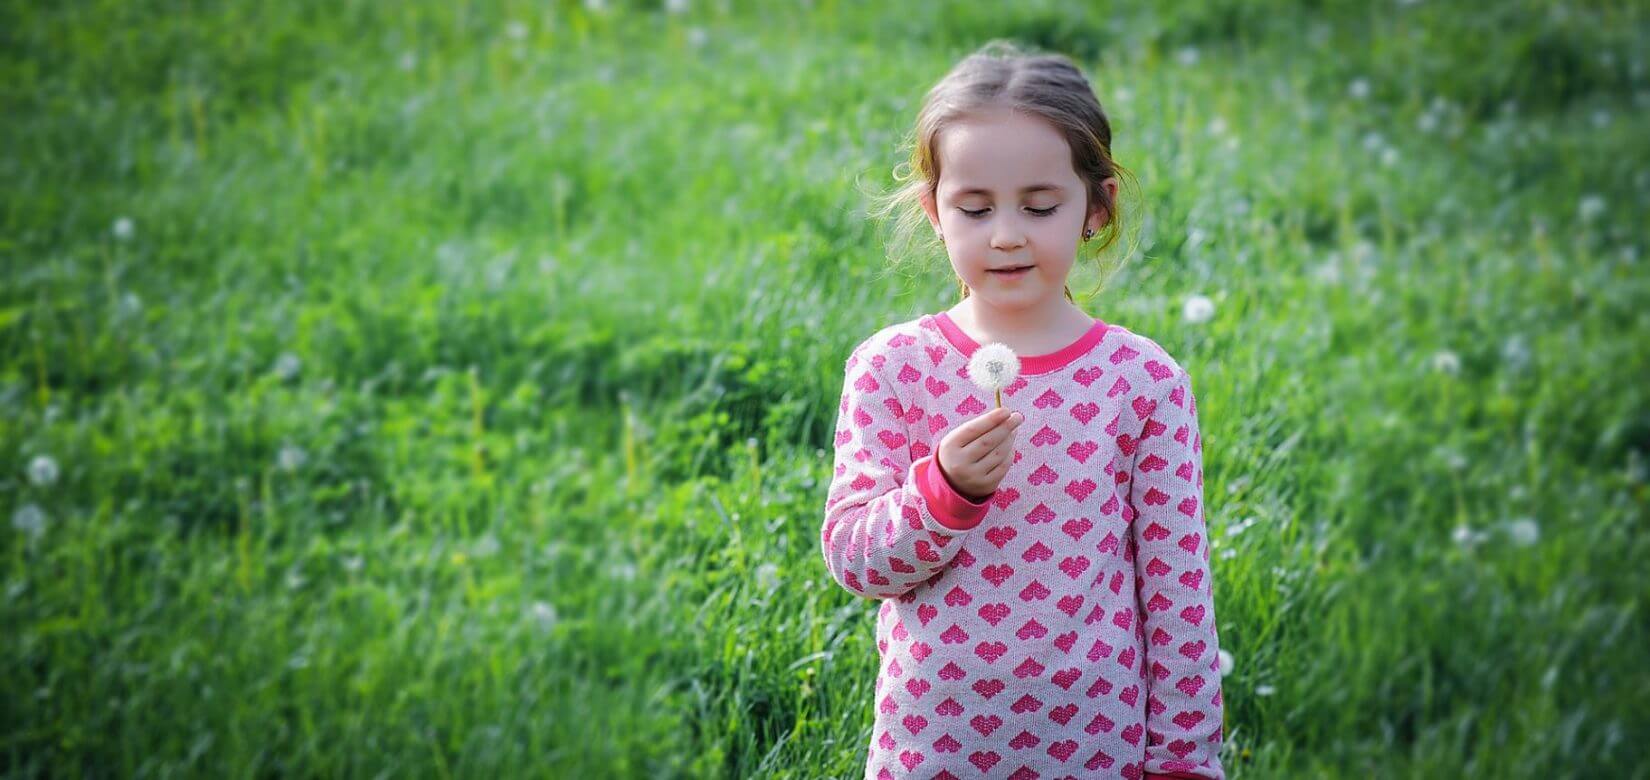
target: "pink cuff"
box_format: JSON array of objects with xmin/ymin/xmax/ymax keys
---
[{"xmin": 913, "ymin": 454, "xmax": 991, "ymax": 531}]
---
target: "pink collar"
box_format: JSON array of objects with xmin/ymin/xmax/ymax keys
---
[{"xmin": 933, "ymin": 311, "xmax": 1108, "ymax": 376}]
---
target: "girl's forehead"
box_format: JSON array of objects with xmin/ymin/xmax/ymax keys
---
[{"xmin": 937, "ymin": 113, "xmax": 1075, "ymax": 195}]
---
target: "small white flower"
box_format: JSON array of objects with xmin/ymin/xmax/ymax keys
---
[
  {"xmin": 1348, "ymin": 78, "xmax": 1370, "ymax": 100},
  {"xmin": 1505, "ymin": 517, "xmax": 1540, "ymax": 546},
  {"xmin": 1176, "ymin": 46, "xmax": 1200, "ymax": 66},
  {"xmin": 1430, "ymin": 350, "xmax": 1460, "ymax": 376},
  {"xmin": 1362, "ymin": 131, "xmax": 1385, "ymax": 153},
  {"xmin": 273, "ymin": 352, "xmax": 301, "ymax": 381},
  {"xmin": 1218, "ymin": 649, "xmax": 1234, "ymax": 677},
  {"xmin": 277, "ymin": 444, "xmax": 307, "ymax": 472},
  {"xmin": 756, "ymin": 562, "xmax": 780, "ymax": 590},
  {"xmin": 1255, "ymin": 684, "xmax": 1276, "ymax": 697},
  {"xmin": 398, "ymin": 52, "xmax": 417, "ymax": 72},
  {"xmin": 1185, "ymin": 226, "xmax": 1208, "ymax": 252},
  {"xmin": 505, "ymin": 20, "xmax": 528, "ymax": 40},
  {"xmin": 112, "ymin": 217, "xmax": 135, "ymax": 241},
  {"xmin": 473, "ymin": 533, "xmax": 500, "ymax": 559},
  {"xmin": 27, "ymin": 455, "xmax": 59, "ymax": 487},
  {"xmin": 12, "ymin": 503, "xmax": 47, "ymax": 538},
  {"xmin": 966, "ymin": 343, "xmax": 1020, "ymax": 399},
  {"xmin": 531, "ymin": 601, "xmax": 559, "ymax": 630},
  {"xmin": 1182, "ymin": 294, "xmax": 1215, "ymax": 325},
  {"xmin": 1314, "ymin": 258, "xmax": 1343, "ymax": 284},
  {"xmin": 1591, "ymin": 109, "xmax": 1611, "ymax": 128},
  {"xmin": 1381, "ymin": 147, "xmax": 1400, "ymax": 167},
  {"xmin": 665, "ymin": 0, "xmax": 690, "ymax": 13},
  {"xmin": 583, "ymin": 0, "xmax": 607, "ymax": 11},
  {"xmin": 1451, "ymin": 523, "xmax": 1485, "ymax": 549},
  {"xmin": 1206, "ymin": 116, "xmax": 1227, "ymax": 137},
  {"xmin": 118, "ymin": 292, "xmax": 143, "ymax": 319},
  {"xmin": 685, "ymin": 26, "xmax": 708, "ymax": 47},
  {"xmin": 1578, "ymin": 195, "xmax": 1606, "ymax": 222},
  {"xmin": 1417, "ymin": 111, "xmax": 1440, "ymax": 133},
  {"xmin": 342, "ymin": 555, "xmax": 364, "ymax": 573},
  {"xmin": 1501, "ymin": 334, "xmax": 1531, "ymax": 370}
]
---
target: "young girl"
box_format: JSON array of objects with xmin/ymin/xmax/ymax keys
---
[{"xmin": 821, "ymin": 42, "xmax": 1226, "ymax": 779}]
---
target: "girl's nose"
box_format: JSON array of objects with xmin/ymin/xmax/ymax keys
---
[{"xmin": 990, "ymin": 222, "xmax": 1027, "ymax": 251}]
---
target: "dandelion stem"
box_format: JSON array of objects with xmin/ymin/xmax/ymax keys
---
[{"xmin": 995, "ymin": 388, "xmax": 1001, "ymax": 408}]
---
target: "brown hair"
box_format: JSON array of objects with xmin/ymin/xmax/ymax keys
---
[{"xmin": 865, "ymin": 40, "xmax": 1140, "ymax": 303}]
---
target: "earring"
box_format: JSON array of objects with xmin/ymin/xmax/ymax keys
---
[{"xmin": 1082, "ymin": 227, "xmax": 1095, "ymax": 241}]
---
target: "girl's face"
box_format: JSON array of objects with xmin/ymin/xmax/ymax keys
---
[{"xmin": 921, "ymin": 108, "xmax": 1115, "ymax": 311}]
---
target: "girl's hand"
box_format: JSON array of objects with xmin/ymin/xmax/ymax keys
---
[{"xmin": 936, "ymin": 407, "xmax": 1024, "ymax": 502}]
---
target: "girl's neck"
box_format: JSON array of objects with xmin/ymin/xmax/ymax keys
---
[{"xmin": 947, "ymin": 297, "xmax": 1095, "ymax": 356}]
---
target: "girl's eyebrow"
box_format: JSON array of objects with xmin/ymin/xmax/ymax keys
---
[{"xmin": 952, "ymin": 183, "xmax": 1064, "ymax": 196}]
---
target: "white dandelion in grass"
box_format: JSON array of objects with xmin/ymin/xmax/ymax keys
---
[
  {"xmin": 1451, "ymin": 523, "xmax": 1487, "ymax": 549},
  {"xmin": 1504, "ymin": 517, "xmax": 1540, "ymax": 546},
  {"xmin": 277, "ymin": 443, "xmax": 307, "ymax": 472},
  {"xmin": 756, "ymin": 562, "xmax": 780, "ymax": 591},
  {"xmin": 1218, "ymin": 649, "xmax": 1234, "ymax": 677},
  {"xmin": 273, "ymin": 352, "xmax": 301, "ymax": 382},
  {"xmin": 1578, "ymin": 195, "xmax": 1606, "ymax": 223},
  {"xmin": 1255, "ymin": 684, "xmax": 1276, "ymax": 697},
  {"xmin": 27, "ymin": 455, "xmax": 59, "ymax": 487},
  {"xmin": 531, "ymin": 601, "xmax": 559, "ymax": 631},
  {"xmin": 1182, "ymin": 294, "xmax": 1215, "ymax": 325},
  {"xmin": 966, "ymin": 343, "xmax": 1020, "ymax": 409},
  {"xmin": 1430, "ymin": 349, "xmax": 1460, "ymax": 376},
  {"xmin": 112, "ymin": 217, "xmax": 134, "ymax": 241},
  {"xmin": 12, "ymin": 503, "xmax": 47, "ymax": 538}
]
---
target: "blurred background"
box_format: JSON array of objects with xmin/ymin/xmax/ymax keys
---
[{"xmin": 3, "ymin": 0, "xmax": 1647, "ymax": 777}]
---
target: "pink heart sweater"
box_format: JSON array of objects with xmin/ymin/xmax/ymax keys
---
[{"xmin": 820, "ymin": 311, "xmax": 1226, "ymax": 780}]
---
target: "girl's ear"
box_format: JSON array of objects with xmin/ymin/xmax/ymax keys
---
[
  {"xmin": 920, "ymin": 189, "xmax": 941, "ymax": 235},
  {"xmin": 1089, "ymin": 176, "xmax": 1120, "ymax": 233}
]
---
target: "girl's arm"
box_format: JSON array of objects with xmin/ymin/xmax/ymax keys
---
[
  {"xmin": 820, "ymin": 346, "xmax": 987, "ymax": 600},
  {"xmin": 1128, "ymin": 368, "xmax": 1226, "ymax": 780}
]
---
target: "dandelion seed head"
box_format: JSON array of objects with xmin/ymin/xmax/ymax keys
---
[
  {"xmin": 277, "ymin": 444, "xmax": 307, "ymax": 472},
  {"xmin": 1430, "ymin": 350, "xmax": 1460, "ymax": 376},
  {"xmin": 1218, "ymin": 649, "xmax": 1234, "ymax": 677},
  {"xmin": 11, "ymin": 503, "xmax": 47, "ymax": 538},
  {"xmin": 1579, "ymin": 195, "xmax": 1606, "ymax": 223},
  {"xmin": 273, "ymin": 352, "xmax": 301, "ymax": 382},
  {"xmin": 1505, "ymin": 517, "xmax": 1540, "ymax": 546},
  {"xmin": 112, "ymin": 217, "xmax": 134, "ymax": 241},
  {"xmin": 1348, "ymin": 78, "xmax": 1370, "ymax": 100},
  {"xmin": 1255, "ymin": 684, "xmax": 1276, "ymax": 696},
  {"xmin": 531, "ymin": 601, "xmax": 559, "ymax": 630},
  {"xmin": 1182, "ymin": 294, "xmax": 1215, "ymax": 325},
  {"xmin": 966, "ymin": 343, "xmax": 1020, "ymax": 393},
  {"xmin": 27, "ymin": 455, "xmax": 59, "ymax": 487},
  {"xmin": 756, "ymin": 562, "xmax": 780, "ymax": 590}
]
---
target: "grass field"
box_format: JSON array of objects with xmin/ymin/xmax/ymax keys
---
[{"xmin": 3, "ymin": 0, "xmax": 1649, "ymax": 777}]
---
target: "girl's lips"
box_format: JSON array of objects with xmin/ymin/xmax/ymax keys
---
[{"xmin": 988, "ymin": 265, "xmax": 1033, "ymax": 277}]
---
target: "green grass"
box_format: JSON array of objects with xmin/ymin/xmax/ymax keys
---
[{"xmin": 3, "ymin": 0, "xmax": 1648, "ymax": 777}]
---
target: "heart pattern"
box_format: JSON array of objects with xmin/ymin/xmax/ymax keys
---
[{"xmin": 823, "ymin": 314, "xmax": 1225, "ymax": 779}]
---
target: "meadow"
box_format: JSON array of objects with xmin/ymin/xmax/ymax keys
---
[{"xmin": 3, "ymin": 0, "xmax": 1648, "ymax": 777}]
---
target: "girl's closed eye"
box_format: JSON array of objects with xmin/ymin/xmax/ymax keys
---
[{"xmin": 958, "ymin": 205, "xmax": 1060, "ymax": 218}]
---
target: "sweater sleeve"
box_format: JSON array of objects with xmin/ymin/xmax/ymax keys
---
[
  {"xmin": 1128, "ymin": 368, "xmax": 1226, "ymax": 780},
  {"xmin": 820, "ymin": 346, "xmax": 991, "ymax": 600}
]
